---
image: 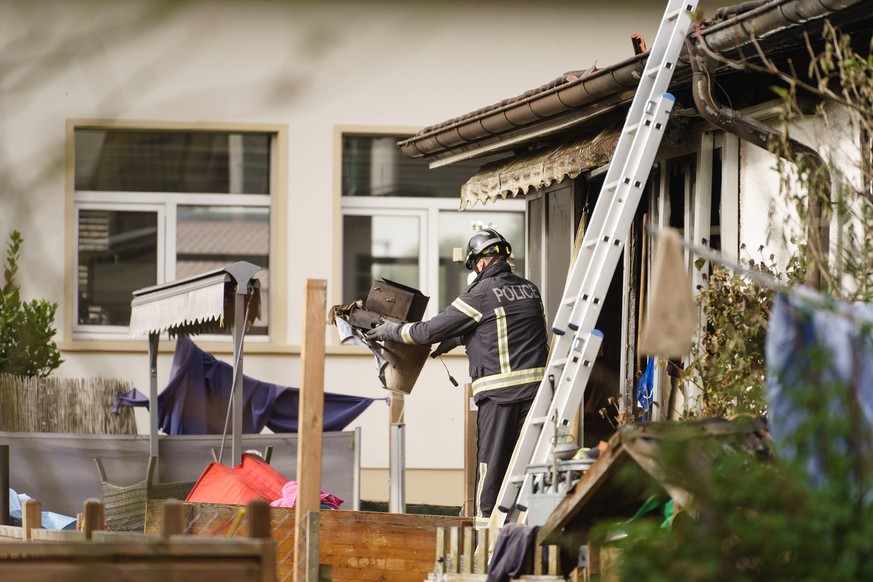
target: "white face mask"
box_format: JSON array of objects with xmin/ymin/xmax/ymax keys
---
[{"xmin": 467, "ymin": 271, "xmax": 477, "ymax": 285}]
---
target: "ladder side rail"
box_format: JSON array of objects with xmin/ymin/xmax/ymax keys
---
[
  {"xmin": 513, "ymin": 95, "xmax": 676, "ymax": 513},
  {"xmin": 494, "ymin": 96, "xmax": 675, "ymax": 521},
  {"xmin": 513, "ymin": 332, "xmax": 604, "ymax": 512},
  {"xmin": 565, "ymin": 94, "xmax": 678, "ymax": 337},
  {"xmin": 493, "ymin": 341, "xmax": 571, "ymax": 507},
  {"xmin": 492, "ymin": 278, "xmax": 599, "ymax": 512},
  {"xmin": 492, "ymin": 314, "xmax": 589, "ymax": 514},
  {"xmin": 492, "ymin": 0, "xmax": 699, "ymax": 526},
  {"xmin": 550, "ymin": 0, "xmax": 698, "ymax": 335}
]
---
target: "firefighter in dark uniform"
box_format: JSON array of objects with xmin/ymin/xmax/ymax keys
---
[{"xmin": 367, "ymin": 228, "xmax": 549, "ymax": 528}]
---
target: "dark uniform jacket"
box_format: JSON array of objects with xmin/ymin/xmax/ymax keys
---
[{"xmin": 391, "ymin": 262, "xmax": 549, "ymax": 405}]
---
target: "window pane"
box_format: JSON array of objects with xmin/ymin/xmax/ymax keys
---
[
  {"xmin": 75, "ymin": 130, "xmax": 271, "ymax": 194},
  {"xmin": 437, "ymin": 211, "xmax": 525, "ymax": 310},
  {"xmin": 177, "ymin": 205, "xmax": 270, "ymax": 334},
  {"xmin": 342, "ymin": 214, "xmax": 420, "ymax": 304},
  {"xmin": 78, "ymin": 209, "xmax": 157, "ymax": 326},
  {"xmin": 341, "ymin": 134, "xmax": 498, "ymax": 198}
]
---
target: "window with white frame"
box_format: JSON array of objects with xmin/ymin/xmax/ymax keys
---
[
  {"xmin": 341, "ymin": 133, "xmax": 525, "ymax": 315},
  {"xmin": 72, "ymin": 126, "xmax": 276, "ymax": 338}
]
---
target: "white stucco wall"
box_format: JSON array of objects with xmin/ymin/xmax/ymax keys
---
[
  {"xmin": 739, "ymin": 101, "xmax": 861, "ymax": 278},
  {"xmin": 0, "ymin": 0, "xmax": 726, "ymax": 505}
]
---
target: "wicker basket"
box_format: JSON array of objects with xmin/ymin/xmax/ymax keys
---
[{"xmin": 94, "ymin": 456, "xmax": 195, "ymax": 532}]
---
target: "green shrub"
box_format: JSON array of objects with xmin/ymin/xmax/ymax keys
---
[{"xmin": 0, "ymin": 231, "xmax": 63, "ymax": 378}]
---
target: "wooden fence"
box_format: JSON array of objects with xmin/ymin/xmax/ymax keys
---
[{"xmin": 0, "ymin": 498, "xmax": 276, "ymax": 582}]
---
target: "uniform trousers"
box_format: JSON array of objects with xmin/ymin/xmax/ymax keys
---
[{"xmin": 474, "ymin": 396, "xmax": 534, "ymax": 523}]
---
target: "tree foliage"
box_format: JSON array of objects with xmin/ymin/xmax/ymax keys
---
[
  {"xmin": 0, "ymin": 231, "xmax": 63, "ymax": 378},
  {"xmin": 683, "ymin": 250, "xmax": 805, "ymax": 418}
]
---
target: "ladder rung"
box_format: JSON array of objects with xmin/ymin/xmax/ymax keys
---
[
  {"xmin": 625, "ymin": 122, "xmax": 640, "ymax": 134},
  {"xmin": 550, "ymin": 357, "xmax": 568, "ymax": 368},
  {"xmin": 529, "ymin": 416, "xmax": 547, "ymax": 426}
]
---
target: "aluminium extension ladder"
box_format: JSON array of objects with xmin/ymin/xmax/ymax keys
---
[{"xmin": 492, "ymin": 0, "xmax": 700, "ymax": 527}]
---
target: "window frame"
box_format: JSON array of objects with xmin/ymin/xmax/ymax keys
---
[
  {"xmin": 341, "ymin": 195, "xmax": 525, "ymax": 318},
  {"xmin": 65, "ymin": 119, "xmax": 287, "ymax": 345},
  {"xmin": 335, "ymin": 127, "xmax": 526, "ymax": 320}
]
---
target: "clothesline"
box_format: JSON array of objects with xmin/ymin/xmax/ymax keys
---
[{"xmin": 648, "ymin": 225, "xmax": 873, "ymax": 326}]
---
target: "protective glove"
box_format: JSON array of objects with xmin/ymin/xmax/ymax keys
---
[
  {"xmin": 430, "ymin": 337, "xmax": 462, "ymax": 358},
  {"xmin": 365, "ymin": 320, "xmax": 401, "ymax": 342}
]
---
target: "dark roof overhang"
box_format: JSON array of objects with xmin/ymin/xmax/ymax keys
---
[{"xmin": 399, "ymin": 0, "xmax": 873, "ymax": 167}]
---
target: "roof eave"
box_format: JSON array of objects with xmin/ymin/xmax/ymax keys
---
[{"xmin": 400, "ymin": 0, "xmax": 869, "ymax": 164}]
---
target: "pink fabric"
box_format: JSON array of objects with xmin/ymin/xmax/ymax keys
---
[{"xmin": 269, "ymin": 480, "xmax": 343, "ymax": 510}]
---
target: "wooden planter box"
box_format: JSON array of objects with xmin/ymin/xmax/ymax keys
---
[{"xmin": 147, "ymin": 502, "xmax": 472, "ymax": 582}]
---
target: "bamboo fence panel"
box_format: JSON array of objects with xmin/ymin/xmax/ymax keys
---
[{"xmin": 0, "ymin": 374, "xmax": 137, "ymax": 434}]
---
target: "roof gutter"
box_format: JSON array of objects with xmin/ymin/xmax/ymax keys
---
[{"xmin": 399, "ymin": 0, "xmax": 867, "ymax": 165}]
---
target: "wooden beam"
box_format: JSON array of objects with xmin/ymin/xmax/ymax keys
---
[{"xmin": 295, "ymin": 279, "xmax": 327, "ymax": 582}]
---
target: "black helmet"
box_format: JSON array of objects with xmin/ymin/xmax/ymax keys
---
[{"xmin": 464, "ymin": 228, "xmax": 512, "ymax": 270}]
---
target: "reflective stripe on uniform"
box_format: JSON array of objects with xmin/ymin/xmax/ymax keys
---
[
  {"xmin": 476, "ymin": 462, "xmax": 488, "ymax": 518},
  {"xmin": 399, "ymin": 323, "xmax": 416, "ymax": 344},
  {"xmin": 494, "ymin": 307, "xmax": 510, "ymax": 374},
  {"xmin": 471, "ymin": 367, "xmax": 546, "ymax": 395},
  {"xmin": 452, "ymin": 298, "xmax": 483, "ymax": 323}
]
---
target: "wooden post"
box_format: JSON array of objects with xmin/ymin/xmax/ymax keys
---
[
  {"xmin": 462, "ymin": 525, "xmax": 474, "ymax": 573},
  {"xmin": 435, "ymin": 526, "xmax": 446, "ymax": 575},
  {"xmin": 22, "ymin": 499, "xmax": 41, "ymax": 541},
  {"xmin": 83, "ymin": 498, "xmax": 104, "ymax": 540},
  {"xmin": 447, "ymin": 526, "xmax": 460, "ymax": 574},
  {"xmin": 473, "ymin": 527, "xmax": 488, "ymax": 574},
  {"xmin": 161, "ymin": 499, "xmax": 185, "ymax": 538},
  {"xmin": 295, "ymin": 279, "xmax": 327, "ymax": 582},
  {"xmin": 463, "ymin": 383, "xmax": 477, "ymax": 517},
  {"xmin": 248, "ymin": 499, "xmax": 271, "ymax": 540}
]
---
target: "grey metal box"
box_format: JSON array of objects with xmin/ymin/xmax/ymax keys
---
[{"xmin": 364, "ymin": 278, "xmax": 429, "ymax": 323}]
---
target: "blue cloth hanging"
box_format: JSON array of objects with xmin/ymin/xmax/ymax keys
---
[
  {"xmin": 114, "ymin": 336, "xmax": 386, "ymax": 434},
  {"xmin": 636, "ymin": 356, "xmax": 655, "ymax": 422},
  {"xmin": 765, "ymin": 290, "xmax": 873, "ymax": 488}
]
